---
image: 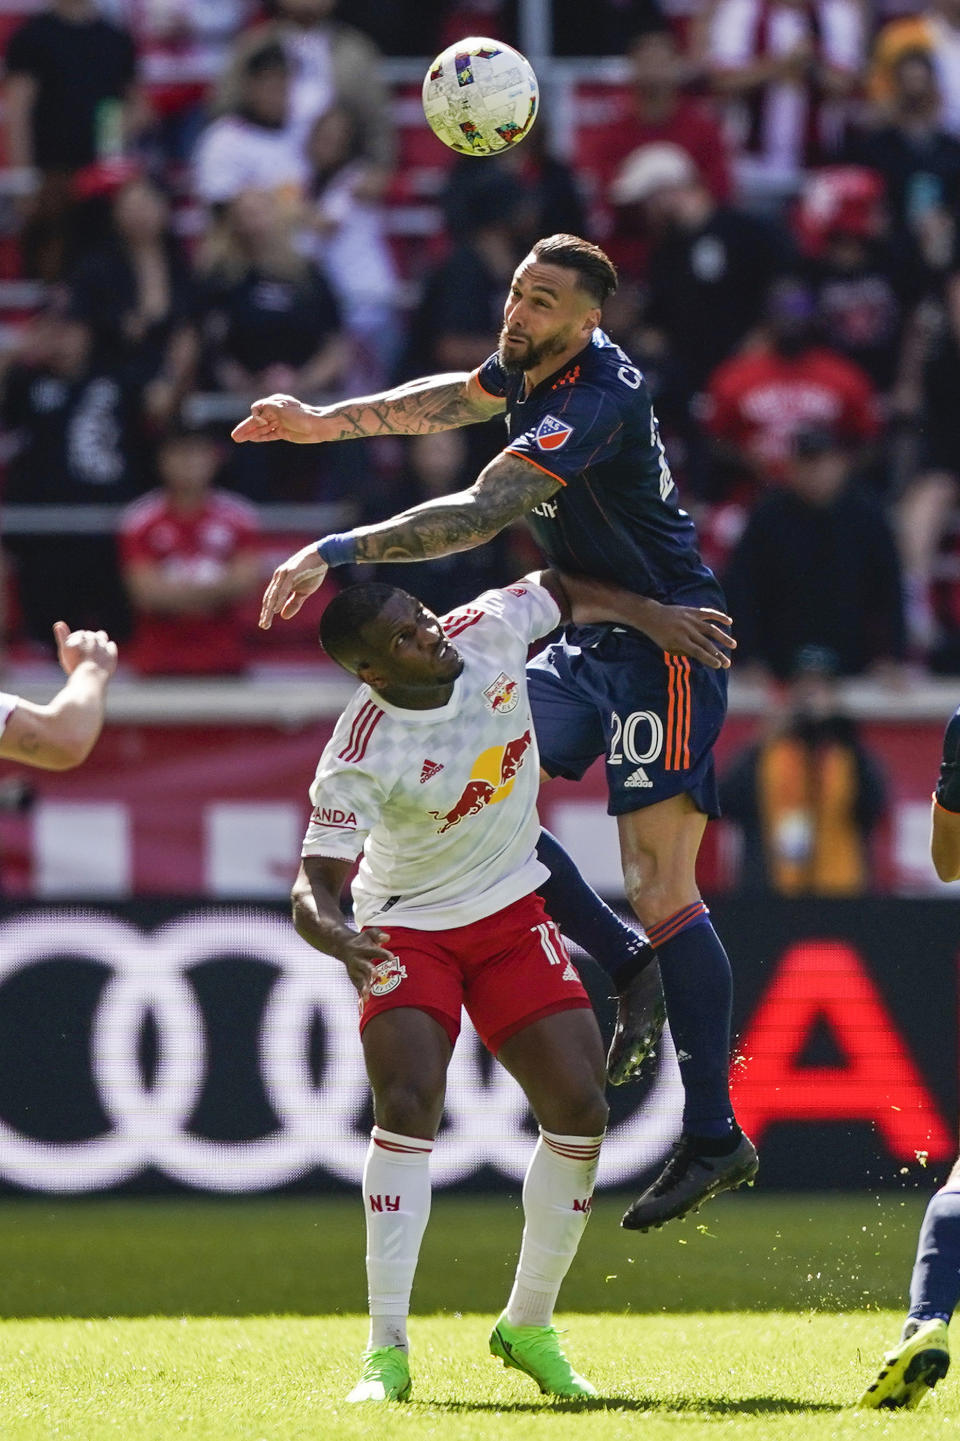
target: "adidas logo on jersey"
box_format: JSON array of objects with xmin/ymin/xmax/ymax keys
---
[
  {"xmin": 419, "ymin": 758, "xmax": 443, "ymax": 784},
  {"xmin": 624, "ymin": 766, "xmax": 653, "ymax": 788}
]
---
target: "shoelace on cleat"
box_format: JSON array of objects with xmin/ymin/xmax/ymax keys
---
[{"xmin": 650, "ymin": 1138, "xmax": 712, "ymax": 1195}]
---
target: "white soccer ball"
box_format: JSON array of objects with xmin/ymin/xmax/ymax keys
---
[{"xmin": 422, "ymin": 37, "xmax": 539, "ymax": 158}]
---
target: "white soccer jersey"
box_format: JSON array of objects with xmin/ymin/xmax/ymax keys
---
[
  {"xmin": 301, "ymin": 583, "xmax": 561, "ymax": 931},
  {"xmin": 0, "ymin": 692, "xmax": 17, "ymax": 735}
]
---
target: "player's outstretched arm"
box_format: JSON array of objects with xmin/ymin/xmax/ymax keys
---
[
  {"xmin": 292, "ymin": 857, "xmax": 397, "ymax": 995},
  {"xmin": 932, "ymin": 707, "xmax": 960, "ymax": 882},
  {"xmin": 259, "ymin": 451, "xmax": 559, "ymax": 628},
  {"xmin": 549, "ymin": 571, "xmax": 736, "ymax": 670},
  {"xmin": 0, "ymin": 622, "xmax": 118, "ymax": 770},
  {"xmin": 231, "ymin": 371, "xmax": 503, "ymax": 445}
]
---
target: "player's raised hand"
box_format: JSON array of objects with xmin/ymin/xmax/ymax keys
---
[
  {"xmin": 338, "ymin": 928, "xmax": 396, "ymax": 997},
  {"xmin": 231, "ymin": 394, "xmax": 327, "ymax": 445},
  {"xmin": 53, "ymin": 622, "xmax": 119, "ymax": 677},
  {"xmin": 259, "ymin": 543, "xmax": 329, "ymax": 629},
  {"xmin": 642, "ymin": 604, "xmax": 736, "ymax": 669}
]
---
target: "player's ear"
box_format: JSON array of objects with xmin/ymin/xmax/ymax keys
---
[{"xmin": 356, "ymin": 660, "xmax": 387, "ymax": 691}]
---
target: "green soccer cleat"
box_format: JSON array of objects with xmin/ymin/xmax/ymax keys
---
[
  {"xmin": 489, "ymin": 1312, "xmax": 597, "ymax": 1398},
  {"xmin": 345, "ymin": 1346, "xmax": 412, "ymax": 1404},
  {"xmin": 857, "ymin": 1319, "xmax": 950, "ymax": 1410}
]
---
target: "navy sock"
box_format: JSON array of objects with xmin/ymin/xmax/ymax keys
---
[
  {"xmin": 647, "ymin": 903, "xmax": 734, "ymax": 1138},
  {"xmin": 535, "ymin": 829, "xmax": 650, "ymax": 986},
  {"xmin": 907, "ymin": 1187, "xmax": 960, "ymax": 1326}
]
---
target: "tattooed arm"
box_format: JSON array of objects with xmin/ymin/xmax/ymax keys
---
[
  {"xmin": 259, "ymin": 452, "xmax": 560, "ymax": 628},
  {"xmin": 231, "ymin": 371, "xmax": 504, "ymax": 445},
  {"xmin": 0, "ymin": 623, "xmax": 117, "ymax": 770}
]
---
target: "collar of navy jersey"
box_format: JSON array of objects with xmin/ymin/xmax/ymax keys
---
[{"xmin": 514, "ymin": 333, "xmax": 600, "ymax": 404}]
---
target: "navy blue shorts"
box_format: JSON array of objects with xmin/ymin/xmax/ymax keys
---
[{"xmin": 526, "ymin": 624, "xmax": 726, "ymax": 818}]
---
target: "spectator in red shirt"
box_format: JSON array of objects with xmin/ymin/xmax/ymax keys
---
[
  {"xmin": 578, "ymin": 23, "xmax": 731, "ymax": 275},
  {"xmin": 119, "ymin": 428, "xmax": 261, "ymax": 676},
  {"xmin": 702, "ymin": 277, "xmax": 880, "ymax": 497}
]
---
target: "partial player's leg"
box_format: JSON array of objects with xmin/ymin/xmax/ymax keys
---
[
  {"xmin": 463, "ymin": 898, "xmax": 607, "ymax": 1398},
  {"xmin": 527, "ymin": 646, "xmax": 666, "ymax": 1080},
  {"xmin": 858, "ymin": 1168, "xmax": 959, "ymax": 1408},
  {"xmin": 492, "ymin": 1009, "xmax": 607, "ymax": 1399},
  {"xmin": 535, "ymin": 825, "xmax": 664, "ymax": 1079},
  {"xmin": 347, "ymin": 955, "xmax": 459, "ymax": 1404},
  {"xmin": 616, "ymin": 793, "xmax": 757, "ymax": 1230}
]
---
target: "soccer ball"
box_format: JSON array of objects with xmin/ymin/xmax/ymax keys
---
[{"xmin": 422, "ymin": 37, "xmax": 539, "ymax": 158}]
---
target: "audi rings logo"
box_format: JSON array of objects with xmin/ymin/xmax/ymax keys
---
[{"xmin": 0, "ymin": 910, "xmax": 683, "ymax": 1195}]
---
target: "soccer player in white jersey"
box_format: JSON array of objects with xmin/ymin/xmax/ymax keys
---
[
  {"xmin": 0, "ymin": 622, "xmax": 117, "ymax": 769},
  {"xmin": 293, "ymin": 568, "xmax": 660, "ymax": 1405}
]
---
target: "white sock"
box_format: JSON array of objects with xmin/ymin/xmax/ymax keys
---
[
  {"xmin": 505, "ymin": 1128, "xmax": 604, "ymax": 1328},
  {"xmin": 362, "ymin": 1126, "xmax": 433, "ymax": 1352}
]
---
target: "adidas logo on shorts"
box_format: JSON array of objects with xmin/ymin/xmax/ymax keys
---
[{"xmin": 624, "ymin": 766, "xmax": 653, "ymax": 789}]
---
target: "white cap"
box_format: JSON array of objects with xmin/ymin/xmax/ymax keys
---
[{"xmin": 609, "ymin": 142, "xmax": 697, "ymax": 205}]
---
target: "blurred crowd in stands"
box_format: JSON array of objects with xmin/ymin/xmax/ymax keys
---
[{"xmin": 1, "ymin": 0, "xmax": 960, "ymax": 693}]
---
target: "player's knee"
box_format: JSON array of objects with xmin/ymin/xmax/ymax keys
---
[
  {"xmin": 622, "ymin": 854, "xmax": 698, "ymax": 930},
  {"xmin": 621, "ymin": 852, "xmax": 657, "ymax": 915},
  {"xmin": 542, "ymin": 1083, "xmax": 608, "ymax": 1138},
  {"xmin": 373, "ymin": 1080, "xmax": 444, "ymax": 1139}
]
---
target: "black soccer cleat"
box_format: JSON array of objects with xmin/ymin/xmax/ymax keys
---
[
  {"xmin": 621, "ymin": 1130, "xmax": 758, "ymax": 1231},
  {"xmin": 606, "ymin": 952, "xmax": 666, "ymax": 1086}
]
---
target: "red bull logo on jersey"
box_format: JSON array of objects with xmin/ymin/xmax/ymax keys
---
[
  {"xmin": 429, "ymin": 730, "xmax": 533, "ymax": 833},
  {"xmin": 534, "ymin": 414, "xmax": 574, "ymax": 451},
  {"xmin": 483, "ymin": 671, "xmax": 519, "ymax": 714},
  {"xmin": 369, "ymin": 958, "xmax": 408, "ymax": 996}
]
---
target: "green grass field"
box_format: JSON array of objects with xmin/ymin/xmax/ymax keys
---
[{"xmin": 0, "ymin": 1192, "xmax": 954, "ymax": 1439}]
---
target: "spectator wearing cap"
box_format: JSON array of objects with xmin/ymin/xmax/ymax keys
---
[
  {"xmin": 578, "ymin": 24, "xmax": 731, "ymax": 274},
  {"xmin": 870, "ymin": 0, "xmax": 960, "ymax": 139},
  {"xmin": 191, "ymin": 40, "xmax": 308, "ymax": 211},
  {"xmin": 719, "ymin": 645, "xmax": 888, "ymax": 895},
  {"xmin": 702, "ymin": 276, "xmax": 880, "ymax": 498},
  {"xmin": 705, "ymin": 0, "xmax": 865, "ymax": 200},
  {"xmin": 722, "ymin": 424, "xmax": 906, "ymax": 683},
  {"xmin": 844, "ymin": 48, "xmax": 960, "ymax": 296},
  {"xmin": 796, "ymin": 167, "xmax": 908, "ymax": 396},
  {"xmin": 119, "ymin": 428, "xmax": 261, "ymax": 676},
  {"xmin": 616, "ymin": 142, "xmax": 792, "ymax": 397},
  {"xmin": 4, "ymin": 0, "xmax": 142, "ymax": 280}
]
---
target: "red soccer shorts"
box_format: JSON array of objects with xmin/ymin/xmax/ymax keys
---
[{"xmin": 358, "ymin": 890, "xmax": 591, "ymax": 1054}]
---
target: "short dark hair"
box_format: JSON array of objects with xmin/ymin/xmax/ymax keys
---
[
  {"xmin": 319, "ymin": 582, "xmax": 409, "ymax": 671},
  {"xmin": 243, "ymin": 40, "xmax": 289, "ymax": 77},
  {"xmin": 531, "ymin": 234, "xmax": 618, "ymax": 306}
]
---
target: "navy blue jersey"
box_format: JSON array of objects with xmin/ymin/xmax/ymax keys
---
[{"xmin": 477, "ymin": 328, "xmax": 723, "ymax": 608}]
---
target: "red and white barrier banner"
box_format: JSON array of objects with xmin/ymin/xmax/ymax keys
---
[{"xmin": 0, "ymin": 716, "xmax": 948, "ymax": 897}]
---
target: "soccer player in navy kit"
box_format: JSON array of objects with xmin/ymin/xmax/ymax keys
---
[
  {"xmin": 234, "ymin": 232, "xmax": 756, "ymax": 1227},
  {"xmin": 858, "ymin": 708, "xmax": 960, "ymax": 1409}
]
